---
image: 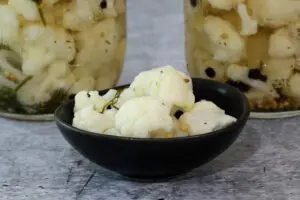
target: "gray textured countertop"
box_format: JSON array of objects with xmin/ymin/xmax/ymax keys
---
[{"xmin": 0, "ymin": 1, "xmax": 300, "ymax": 200}]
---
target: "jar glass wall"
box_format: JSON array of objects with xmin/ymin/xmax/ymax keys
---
[
  {"xmin": 0, "ymin": 0, "xmax": 126, "ymax": 120},
  {"xmin": 184, "ymin": 0, "xmax": 300, "ymax": 118}
]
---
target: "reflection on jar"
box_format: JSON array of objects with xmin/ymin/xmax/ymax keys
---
[
  {"xmin": 0, "ymin": 0, "xmax": 126, "ymax": 116},
  {"xmin": 185, "ymin": 0, "xmax": 300, "ymax": 113}
]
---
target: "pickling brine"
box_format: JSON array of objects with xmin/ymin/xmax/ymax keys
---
[
  {"xmin": 0, "ymin": 0, "xmax": 126, "ymax": 119},
  {"xmin": 185, "ymin": 0, "xmax": 300, "ymax": 118}
]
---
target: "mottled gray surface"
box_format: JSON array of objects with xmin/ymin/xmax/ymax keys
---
[{"xmin": 0, "ymin": 0, "xmax": 300, "ymax": 200}]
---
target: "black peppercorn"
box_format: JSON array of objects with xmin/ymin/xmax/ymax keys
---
[
  {"xmin": 205, "ymin": 67, "xmax": 216, "ymax": 78},
  {"xmin": 100, "ymin": 0, "xmax": 107, "ymax": 9},
  {"xmin": 190, "ymin": 0, "xmax": 198, "ymax": 7},
  {"xmin": 248, "ymin": 69, "xmax": 267, "ymax": 82}
]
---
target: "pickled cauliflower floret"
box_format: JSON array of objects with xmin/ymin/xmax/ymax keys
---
[
  {"xmin": 115, "ymin": 88, "xmax": 137, "ymax": 108},
  {"xmin": 248, "ymin": 0, "xmax": 300, "ymax": 28},
  {"xmin": 0, "ymin": 5, "xmax": 19, "ymax": 45},
  {"xmin": 8, "ymin": 0, "xmax": 40, "ymax": 21},
  {"xmin": 179, "ymin": 100, "xmax": 237, "ymax": 135},
  {"xmin": 284, "ymin": 74, "xmax": 300, "ymax": 98},
  {"xmin": 208, "ymin": 0, "xmax": 245, "ymax": 11},
  {"xmin": 236, "ymin": 3, "xmax": 258, "ymax": 36},
  {"xmin": 76, "ymin": 18, "xmax": 119, "ymax": 71},
  {"xmin": 203, "ymin": 16, "xmax": 245, "ymax": 62},
  {"xmin": 69, "ymin": 76, "xmax": 96, "ymax": 94},
  {"xmin": 264, "ymin": 58, "xmax": 295, "ymax": 89},
  {"xmin": 268, "ymin": 28, "xmax": 296, "ymax": 58},
  {"xmin": 21, "ymin": 25, "xmax": 76, "ymax": 75},
  {"xmin": 227, "ymin": 64, "xmax": 279, "ymax": 98},
  {"xmin": 115, "ymin": 96, "xmax": 173, "ymax": 138},
  {"xmin": 129, "ymin": 66, "xmax": 195, "ymax": 111},
  {"xmin": 74, "ymin": 89, "xmax": 117, "ymax": 112},
  {"xmin": 73, "ymin": 106, "xmax": 116, "ymax": 134}
]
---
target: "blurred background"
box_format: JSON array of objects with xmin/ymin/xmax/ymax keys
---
[{"xmin": 118, "ymin": 0, "xmax": 186, "ymax": 85}]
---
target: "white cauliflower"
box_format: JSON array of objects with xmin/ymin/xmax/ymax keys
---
[
  {"xmin": 227, "ymin": 64, "xmax": 279, "ymax": 98},
  {"xmin": 236, "ymin": 3, "xmax": 258, "ymax": 36},
  {"xmin": 8, "ymin": 0, "xmax": 40, "ymax": 21},
  {"xmin": 115, "ymin": 96, "xmax": 173, "ymax": 138},
  {"xmin": 76, "ymin": 18, "xmax": 119, "ymax": 70},
  {"xmin": 179, "ymin": 100, "xmax": 237, "ymax": 135},
  {"xmin": 208, "ymin": 0, "xmax": 244, "ymax": 11},
  {"xmin": 129, "ymin": 66, "xmax": 195, "ymax": 111},
  {"xmin": 284, "ymin": 73, "xmax": 300, "ymax": 98},
  {"xmin": 73, "ymin": 105, "xmax": 115, "ymax": 134},
  {"xmin": 16, "ymin": 71, "xmax": 52, "ymax": 107},
  {"xmin": 263, "ymin": 58, "xmax": 296, "ymax": 89},
  {"xmin": 268, "ymin": 28, "xmax": 296, "ymax": 58},
  {"xmin": 21, "ymin": 46, "xmax": 55, "ymax": 75},
  {"xmin": 0, "ymin": 5, "xmax": 19, "ymax": 45},
  {"xmin": 203, "ymin": 16, "xmax": 245, "ymax": 63},
  {"xmin": 115, "ymin": 88, "xmax": 137, "ymax": 108},
  {"xmin": 248, "ymin": 0, "xmax": 300, "ymax": 28},
  {"xmin": 21, "ymin": 25, "xmax": 76, "ymax": 75},
  {"xmin": 62, "ymin": 0, "xmax": 121, "ymax": 30},
  {"xmin": 74, "ymin": 89, "xmax": 117, "ymax": 112}
]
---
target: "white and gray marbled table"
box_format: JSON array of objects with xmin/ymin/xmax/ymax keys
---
[{"xmin": 0, "ymin": 0, "xmax": 300, "ymax": 200}]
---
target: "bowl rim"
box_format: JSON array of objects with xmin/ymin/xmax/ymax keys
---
[{"xmin": 55, "ymin": 78, "xmax": 250, "ymax": 142}]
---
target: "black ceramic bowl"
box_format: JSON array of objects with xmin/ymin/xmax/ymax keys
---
[{"xmin": 55, "ymin": 78, "xmax": 250, "ymax": 179}]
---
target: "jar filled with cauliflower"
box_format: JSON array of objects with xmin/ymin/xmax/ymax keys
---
[
  {"xmin": 185, "ymin": 0, "xmax": 300, "ymax": 117},
  {"xmin": 0, "ymin": 0, "xmax": 126, "ymax": 119}
]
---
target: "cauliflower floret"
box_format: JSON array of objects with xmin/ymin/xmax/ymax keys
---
[
  {"xmin": 115, "ymin": 88, "xmax": 137, "ymax": 108},
  {"xmin": 103, "ymin": 128, "xmax": 121, "ymax": 136},
  {"xmin": 268, "ymin": 28, "xmax": 296, "ymax": 58},
  {"xmin": 21, "ymin": 25, "xmax": 76, "ymax": 75},
  {"xmin": 62, "ymin": 0, "xmax": 95, "ymax": 31},
  {"xmin": 193, "ymin": 50, "xmax": 227, "ymax": 82},
  {"xmin": 208, "ymin": 0, "xmax": 244, "ymax": 11},
  {"xmin": 8, "ymin": 0, "xmax": 40, "ymax": 21},
  {"xmin": 74, "ymin": 89, "xmax": 117, "ymax": 112},
  {"xmin": 263, "ymin": 58, "xmax": 295, "ymax": 89},
  {"xmin": 0, "ymin": 5, "xmax": 19, "ymax": 45},
  {"xmin": 129, "ymin": 66, "xmax": 195, "ymax": 111},
  {"xmin": 63, "ymin": 0, "xmax": 120, "ymax": 30},
  {"xmin": 284, "ymin": 73, "xmax": 300, "ymax": 98},
  {"xmin": 76, "ymin": 18, "xmax": 119, "ymax": 70},
  {"xmin": 73, "ymin": 106, "xmax": 115, "ymax": 134},
  {"xmin": 236, "ymin": 3, "xmax": 258, "ymax": 36},
  {"xmin": 22, "ymin": 25, "xmax": 76, "ymax": 62},
  {"xmin": 115, "ymin": 96, "xmax": 173, "ymax": 138},
  {"xmin": 227, "ymin": 64, "xmax": 279, "ymax": 97},
  {"xmin": 179, "ymin": 100, "xmax": 237, "ymax": 135},
  {"xmin": 248, "ymin": 0, "xmax": 300, "ymax": 28},
  {"xmin": 203, "ymin": 16, "xmax": 245, "ymax": 62},
  {"xmin": 21, "ymin": 46, "xmax": 55, "ymax": 75},
  {"xmin": 16, "ymin": 71, "xmax": 52, "ymax": 107}
]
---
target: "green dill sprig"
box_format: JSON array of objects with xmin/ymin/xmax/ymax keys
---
[
  {"xmin": 31, "ymin": 0, "xmax": 47, "ymax": 26},
  {"xmin": 100, "ymin": 88, "xmax": 126, "ymax": 113}
]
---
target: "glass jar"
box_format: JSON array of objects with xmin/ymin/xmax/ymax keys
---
[
  {"xmin": 184, "ymin": 0, "xmax": 300, "ymax": 118},
  {"xmin": 0, "ymin": 0, "xmax": 126, "ymax": 120}
]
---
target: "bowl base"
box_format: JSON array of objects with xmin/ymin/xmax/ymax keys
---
[
  {"xmin": 0, "ymin": 111, "xmax": 54, "ymax": 121},
  {"xmin": 119, "ymin": 172, "xmax": 187, "ymax": 182}
]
